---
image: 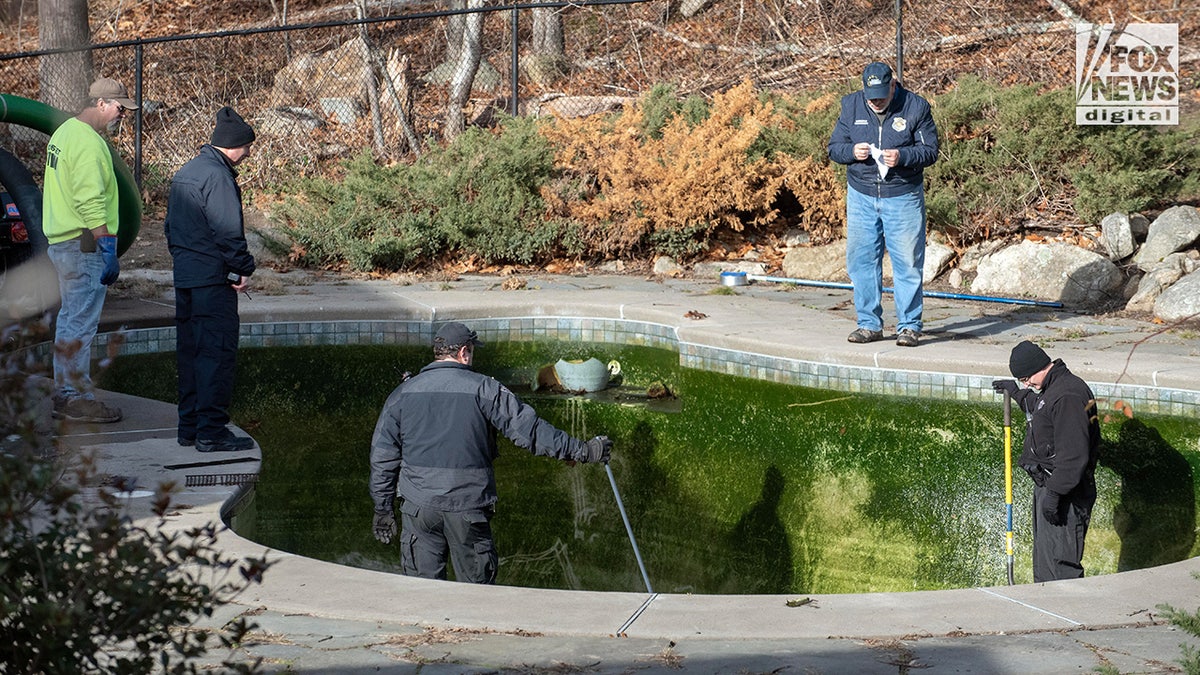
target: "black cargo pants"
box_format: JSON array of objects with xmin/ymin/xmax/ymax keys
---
[
  {"xmin": 175, "ymin": 284, "xmax": 239, "ymax": 442},
  {"xmin": 399, "ymin": 500, "xmax": 498, "ymax": 584},
  {"xmin": 1032, "ymin": 483, "xmax": 1093, "ymax": 582}
]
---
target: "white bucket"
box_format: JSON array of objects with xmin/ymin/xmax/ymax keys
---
[{"xmin": 553, "ymin": 358, "xmax": 611, "ymax": 392}]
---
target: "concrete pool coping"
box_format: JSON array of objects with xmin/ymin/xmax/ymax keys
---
[{"xmin": 63, "ymin": 272, "xmax": 1200, "ymax": 670}]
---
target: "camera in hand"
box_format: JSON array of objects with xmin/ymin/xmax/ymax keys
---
[{"xmin": 226, "ymin": 272, "xmax": 241, "ymax": 284}]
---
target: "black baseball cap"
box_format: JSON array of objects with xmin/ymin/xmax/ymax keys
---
[{"xmin": 433, "ymin": 322, "xmax": 483, "ymax": 348}]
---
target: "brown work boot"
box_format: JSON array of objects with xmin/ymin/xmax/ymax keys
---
[
  {"xmin": 847, "ymin": 328, "xmax": 884, "ymax": 344},
  {"xmin": 896, "ymin": 328, "xmax": 920, "ymax": 347}
]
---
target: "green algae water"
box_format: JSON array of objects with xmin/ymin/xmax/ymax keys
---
[{"xmin": 101, "ymin": 343, "xmax": 1200, "ymax": 595}]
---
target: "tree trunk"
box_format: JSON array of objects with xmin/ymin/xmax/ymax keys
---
[
  {"xmin": 355, "ymin": 0, "xmax": 386, "ymax": 154},
  {"xmin": 444, "ymin": 0, "xmax": 466, "ymax": 67},
  {"xmin": 37, "ymin": 0, "xmax": 92, "ymax": 111},
  {"xmin": 528, "ymin": 7, "xmax": 567, "ymax": 86},
  {"xmin": 531, "ymin": 7, "xmax": 564, "ymax": 57},
  {"xmin": 443, "ymin": 0, "xmax": 483, "ymax": 140}
]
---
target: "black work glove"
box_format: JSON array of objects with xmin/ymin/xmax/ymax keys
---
[
  {"xmin": 1041, "ymin": 491, "xmax": 1065, "ymax": 526},
  {"xmin": 1023, "ymin": 464, "xmax": 1046, "ymax": 488},
  {"xmin": 372, "ymin": 509, "xmax": 397, "ymax": 544},
  {"xmin": 992, "ymin": 379, "xmax": 1019, "ymax": 397},
  {"xmin": 582, "ymin": 435, "xmax": 613, "ymax": 464}
]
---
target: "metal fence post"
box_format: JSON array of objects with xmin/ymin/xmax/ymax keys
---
[
  {"xmin": 510, "ymin": 4, "xmax": 519, "ymax": 117},
  {"xmin": 134, "ymin": 42, "xmax": 143, "ymax": 187}
]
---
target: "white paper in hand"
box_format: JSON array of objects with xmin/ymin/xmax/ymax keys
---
[{"xmin": 869, "ymin": 144, "xmax": 889, "ymax": 179}]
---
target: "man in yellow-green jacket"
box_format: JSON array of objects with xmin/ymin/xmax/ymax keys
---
[{"xmin": 43, "ymin": 77, "xmax": 138, "ymax": 423}]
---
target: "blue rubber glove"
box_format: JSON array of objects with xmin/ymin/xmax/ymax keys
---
[{"xmin": 96, "ymin": 235, "xmax": 120, "ymax": 286}]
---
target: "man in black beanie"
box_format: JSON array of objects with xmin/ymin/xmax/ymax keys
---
[
  {"xmin": 993, "ymin": 341, "xmax": 1100, "ymax": 582},
  {"xmin": 164, "ymin": 107, "xmax": 257, "ymax": 452}
]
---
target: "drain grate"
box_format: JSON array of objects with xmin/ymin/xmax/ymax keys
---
[{"xmin": 185, "ymin": 473, "xmax": 259, "ymax": 487}]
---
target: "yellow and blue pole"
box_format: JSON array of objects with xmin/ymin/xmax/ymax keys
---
[{"xmin": 1004, "ymin": 390, "xmax": 1015, "ymax": 585}]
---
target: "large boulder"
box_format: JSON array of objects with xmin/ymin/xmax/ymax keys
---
[
  {"xmin": 958, "ymin": 239, "xmax": 1009, "ymax": 272},
  {"xmin": 528, "ymin": 95, "xmax": 632, "ymax": 119},
  {"xmin": 923, "ymin": 240, "xmax": 955, "ymax": 283},
  {"xmin": 1154, "ymin": 269, "xmax": 1200, "ymax": 322},
  {"xmin": 272, "ymin": 38, "xmax": 373, "ymax": 120},
  {"xmin": 781, "ymin": 240, "xmax": 847, "ymax": 281},
  {"xmin": 1134, "ymin": 205, "xmax": 1200, "ymax": 271},
  {"xmin": 1125, "ymin": 252, "xmax": 1193, "ymax": 312},
  {"xmin": 781, "ymin": 238, "xmax": 953, "ymax": 283},
  {"xmin": 971, "ymin": 240, "xmax": 1123, "ymax": 307},
  {"xmin": 693, "ymin": 260, "xmax": 767, "ymax": 279},
  {"xmin": 1100, "ymin": 212, "xmax": 1136, "ymax": 261}
]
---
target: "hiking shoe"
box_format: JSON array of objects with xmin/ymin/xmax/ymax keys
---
[
  {"xmin": 847, "ymin": 328, "xmax": 884, "ymax": 344},
  {"xmin": 896, "ymin": 328, "xmax": 920, "ymax": 347},
  {"xmin": 196, "ymin": 435, "xmax": 255, "ymax": 453},
  {"xmin": 178, "ymin": 437, "xmax": 196, "ymax": 447},
  {"xmin": 52, "ymin": 397, "xmax": 122, "ymax": 423}
]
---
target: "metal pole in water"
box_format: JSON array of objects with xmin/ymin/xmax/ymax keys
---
[{"xmin": 605, "ymin": 462, "xmax": 653, "ymax": 594}]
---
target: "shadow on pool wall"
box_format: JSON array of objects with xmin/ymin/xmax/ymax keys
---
[
  {"xmin": 1102, "ymin": 417, "xmax": 1197, "ymax": 571},
  {"xmin": 97, "ymin": 337, "xmax": 1200, "ymax": 596}
]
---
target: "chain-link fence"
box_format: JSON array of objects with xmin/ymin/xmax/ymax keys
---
[{"xmin": 0, "ymin": 0, "xmax": 1195, "ymax": 208}]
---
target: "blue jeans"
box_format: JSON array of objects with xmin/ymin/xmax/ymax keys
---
[
  {"xmin": 845, "ymin": 186, "xmax": 926, "ymax": 333},
  {"xmin": 47, "ymin": 240, "xmax": 108, "ymax": 398}
]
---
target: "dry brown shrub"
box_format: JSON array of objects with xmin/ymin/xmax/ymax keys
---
[
  {"xmin": 777, "ymin": 154, "xmax": 845, "ymax": 244},
  {"xmin": 542, "ymin": 81, "xmax": 794, "ymax": 258}
]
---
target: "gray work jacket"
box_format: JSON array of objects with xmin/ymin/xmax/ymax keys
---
[{"xmin": 369, "ymin": 360, "xmax": 587, "ymax": 513}]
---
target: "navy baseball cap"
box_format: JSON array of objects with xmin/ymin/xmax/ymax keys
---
[
  {"xmin": 433, "ymin": 322, "xmax": 483, "ymax": 348},
  {"xmin": 862, "ymin": 62, "xmax": 894, "ymax": 99}
]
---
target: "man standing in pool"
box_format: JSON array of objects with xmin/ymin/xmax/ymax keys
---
[
  {"xmin": 993, "ymin": 341, "xmax": 1100, "ymax": 582},
  {"xmin": 368, "ymin": 322, "xmax": 614, "ymax": 584}
]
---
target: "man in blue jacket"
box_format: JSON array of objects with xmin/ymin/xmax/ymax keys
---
[
  {"xmin": 369, "ymin": 322, "xmax": 613, "ymax": 584},
  {"xmin": 828, "ymin": 62, "xmax": 939, "ymax": 348},
  {"xmin": 164, "ymin": 107, "xmax": 257, "ymax": 452}
]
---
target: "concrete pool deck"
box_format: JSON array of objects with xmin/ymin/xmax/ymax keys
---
[{"xmin": 61, "ymin": 271, "xmax": 1200, "ymax": 673}]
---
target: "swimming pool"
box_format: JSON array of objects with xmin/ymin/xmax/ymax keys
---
[{"xmin": 97, "ymin": 318, "xmax": 1200, "ymax": 595}]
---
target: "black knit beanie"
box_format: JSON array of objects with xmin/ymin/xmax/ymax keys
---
[
  {"xmin": 1009, "ymin": 340, "xmax": 1051, "ymax": 379},
  {"xmin": 210, "ymin": 106, "xmax": 255, "ymax": 148}
]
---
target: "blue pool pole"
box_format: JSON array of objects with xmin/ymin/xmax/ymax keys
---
[
  {"xmin": 604, "ymin": 462, "xmax": 653, "ymax": 594},
  {"xmin": 725, "ymin": 272, "xmax": 1065, "ymax": 309}
]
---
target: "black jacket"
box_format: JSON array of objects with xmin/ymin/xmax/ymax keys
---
[
  {"xmin": 164, "ymin": 144, "xmax": 255, "ymax": 288},
  {"xmin": 1015, "ymin": 360, "xmax": 1101, "ymax": 498},
  {"xmin": 369, "ymin": 360, "xmax": 588, "ymax": 513}
]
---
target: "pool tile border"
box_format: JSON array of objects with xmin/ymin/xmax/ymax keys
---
[{"xmin": 73, "ymin": 316, "xmax": 1197, "ymax": 417}]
